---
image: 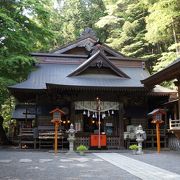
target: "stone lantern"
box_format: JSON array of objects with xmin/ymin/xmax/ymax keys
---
[
  {"xmin": 136, "ymin": 125, "xmax": 146, "ymax": 155},
  {"xmin": 67, "ymin": 123, "xmax": 76, "ymax": 153}
]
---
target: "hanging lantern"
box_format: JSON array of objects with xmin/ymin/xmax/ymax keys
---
[
  {"xmin": 83, "ymin": 110, "xmax": 86, "ymax": 115},
  {"xmin": 87, "ymin": 110, "xmax": 90, "ymax": 117},
  {"xmin": 108, "ymin": 110, "xmax": 110, "ymax": 116},
  {"xmin": 92, "ymin": 113, "xmax": 95, "ymax": 118},
  {"xmin": 102, "ymin": 113, "xmax": 106, "ymax": 119},
  {"xmin": 111, "ymin": 110, "xmax": 114, "ymax": 115},
  {"xmin": 95, "ymin": 112, "xmax": 97, "ymax": 118}
]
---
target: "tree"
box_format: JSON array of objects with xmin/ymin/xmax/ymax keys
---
[
  {"xmin": 96, "ymin": 0, "xmax": 158, "ymax": 71},
  {"xmin": 0, "ymin": 0, "xmax": 108, "ymax": 125},
  {"xmin": 96, "ymin": 0, "xmax": 180, "ymax": 75},
  {"xmin": 145, "ymin": 0, "xmax": 180, "ymax": 72},
  {"xmin": 0, "ymin": 0, "xmax": 55, "ymax": 123},
  {"xmin": 54, "ymin": 0, "xmax": 107, "ymax": 45}
]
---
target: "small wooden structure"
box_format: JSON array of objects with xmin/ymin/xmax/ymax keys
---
[
  {"xmin": 148, "ymin": 109, "xmax": 166, "ymax": 153},
  {"xmin": 50, "ymin": 108, "xmax": 65, "ymax": 154}
]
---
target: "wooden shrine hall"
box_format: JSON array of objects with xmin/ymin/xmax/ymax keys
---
[
  {"xmin": 142, "ymin": 58, "xmax": 180, "ymax": 150},
  {"xmin": 9, "ymin": 28, "xmax": 176, "ymax": 150}
]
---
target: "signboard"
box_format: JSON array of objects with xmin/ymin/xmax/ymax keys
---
[{"xmin": 106, "ymin": 123, "xmax": 113, "ymax": 127}]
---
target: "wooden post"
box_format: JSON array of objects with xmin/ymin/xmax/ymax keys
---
[
  {"xmin": 97, "ymin": 97, "xmax": 101, "ymax": 149},
  {"xmin": 50, "ymin": 108, "xmax": 65, "ymax": 155},
  {"xmin": 150, "ymin": 109, "xmax": 165, "ymax": 153},
  {"xmin": 70, "ymin": 101, "xmax": 75, "ymax": 125},
  {"xmin": 156, "ymin": 122, "xmax": 160, "ymax": 153},
  {"xmin": 54, "ymin": 122, "xmax": 59, "ymax": 154},
  {"xmin": 118, "ymin": 103, "xmax": 124, "ymax": 148}
]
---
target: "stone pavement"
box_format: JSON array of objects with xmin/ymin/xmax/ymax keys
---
[
  {"xmin": 94, "ymin": 153, "xmax": 180, "ymax": 180},
  {"xmin": 0, "ymin": 150, "xmax": 180, "ymax": 180},
  {"xmin": 0, "ymin": 150, "xmax": 139, "ymax": 180}
]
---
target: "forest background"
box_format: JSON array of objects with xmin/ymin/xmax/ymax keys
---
[{"xmin": 0, "ymin": 0, "xmax": 180, "ymax": 125}]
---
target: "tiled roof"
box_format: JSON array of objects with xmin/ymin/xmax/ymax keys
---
[{"xmin": 9, "ymin": 63, "xmax": 149, "ymax": 90}]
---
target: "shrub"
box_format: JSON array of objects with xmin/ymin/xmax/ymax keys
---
[
  {"xmin": 77, "ymin": 145, "xmax": 88, "ymax": 152},
  {"xmin": 129, "ymin": 144, "xmax": 138, "ymax": 150}
]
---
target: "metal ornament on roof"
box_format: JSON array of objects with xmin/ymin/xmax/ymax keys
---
[
  {"xmin": 80, "ymin": 27, "xmax": 97, "ymax": 39},
  {"xmin": 96, "ymin": 60, "xmax": 103, "ymax": 68}
]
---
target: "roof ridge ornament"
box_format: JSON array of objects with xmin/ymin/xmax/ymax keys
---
[
  {"xmin": 80, "ymin": 27, "xmax": 97, "ymax": 39},
  {"xmin": 90, "ymin": 42, "xmax": 104, "ymax": 56}
]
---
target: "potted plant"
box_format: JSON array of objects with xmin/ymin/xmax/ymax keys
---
[
  {"xmin": 76, "ymin": 145, "xmax": 88, "ymax": 155},
  {"xmin": 129, "ymin": 144, "xmax": 138, "ymax": 155}
]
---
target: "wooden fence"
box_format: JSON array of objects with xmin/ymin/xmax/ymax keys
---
[{"xmin": 169, "ymin": 119, "xmax": 180, "ymax": 129}]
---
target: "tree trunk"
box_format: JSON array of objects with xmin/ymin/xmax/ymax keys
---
[{"xmin": 0, "ymin": 116, "xmax": 9, "ymax": 145}]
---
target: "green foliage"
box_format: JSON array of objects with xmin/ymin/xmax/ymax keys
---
[
  {"xmin": 53, "ymin": 0, "xmax": 107, "ymax": 45},
  {"xmin": 77, "ymin": 145, "xmax": 88, "ymax": 151},
  {"xmin": 145, "ymin": 0, "xmax": 180, "ymax": 44},
  {"xmin": 129, "ymin": 144, "xmax": 138, "ymax": 150},
  {"xmin": 96, "ymin": 0, "xmax": 180, "ymax": 74},
  {"xmin": 0, "ymin": 0, "xmax": 55, "ymax": 115},
  {"xmin": 153, "ymin": 52, "xmax": 176, "ymax": 72},
  {"xmin": 96, "ymin": 0, "xmax": 152, "ymax": 61},
  {"xmin": 0, "ymin": 98, "xmax": 15, "ymax": 129}
]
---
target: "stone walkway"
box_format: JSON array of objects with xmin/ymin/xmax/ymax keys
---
[
  {"xmin": 94, "ymin": 153, "xmax": 180, "ymax": 180},
  {"xmin": 0, "ymin": 151, "xmax": 139, "ymax": 180}
]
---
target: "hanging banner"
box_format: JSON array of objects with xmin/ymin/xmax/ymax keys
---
[{"xmin": 75, "ymin": 101, "xmax": 120, "ymax": 112}]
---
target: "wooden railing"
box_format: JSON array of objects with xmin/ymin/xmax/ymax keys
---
[
  {"xmin": 169, "ymin": 119, "xmax": 180, "ymax": 129},
  {"xmin": 74, "ymin": 136, "xmax": 121, "ymax": 149},
  {"xmin": 18, "ymin": 128, "xmax": 36, "ymax": 148}
]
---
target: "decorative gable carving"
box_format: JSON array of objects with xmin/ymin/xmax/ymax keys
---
[{"xmin": 68, "ymin": 50, "xmax": 130, "ymax": 78}]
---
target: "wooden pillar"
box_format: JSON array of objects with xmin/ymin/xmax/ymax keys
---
[
  {"xmin": 70, "ymin": 101, "xmax": 75, "ymax": 124},
  {"xmin": 54, "ymin": 122, "xmax": 59, "ymax": 154},
  {"xmin": 118, "ymin": 103, "xmax": 124, "ymax": 148},
  {"xmin": 35, "ymin": 94, "xmax": 38, "ymax": 127},
  {"xmin": 174, "ymin": 80, "xmax": 180, "ymax": 119},
  {"xmin": 156, "ymin": 122, "xmax": 160, "ymax": 153},
  {"xmin": 174, "ymin": 103, "xmax": 177, "ymax": 120}
]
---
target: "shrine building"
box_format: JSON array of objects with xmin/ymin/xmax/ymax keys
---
[{"xmin": 8, "ymin": 28, "xmax": 176, "ymax": 149}]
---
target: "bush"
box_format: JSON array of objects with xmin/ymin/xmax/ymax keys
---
[
  {"xmin": 76, "ymin": 145, "xmax": 88, "ymax": 152},
  {"xmin": 129, "ymin": 144, "xmax": 138, "ymax": 150}
]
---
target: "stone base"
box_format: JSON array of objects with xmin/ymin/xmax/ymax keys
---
[{"xmin": 136, "ymin": 151, "xmax": 143, "ymax": 155}]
